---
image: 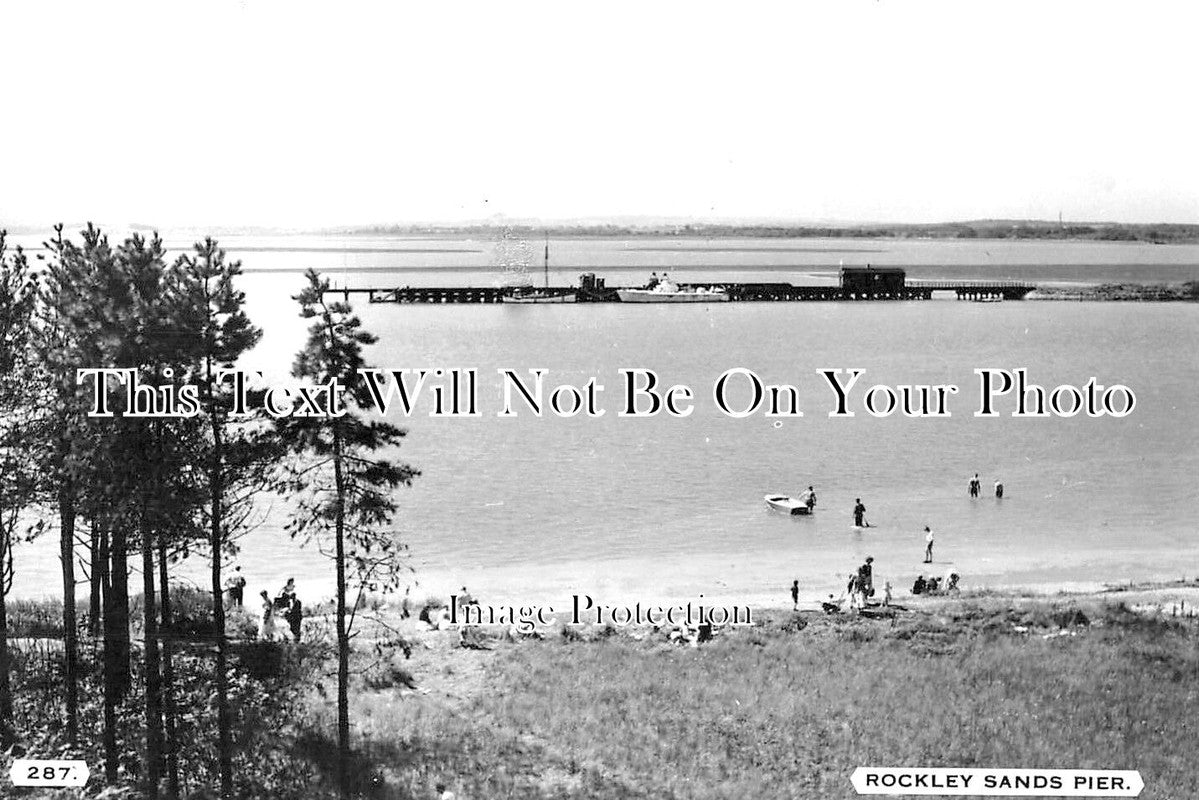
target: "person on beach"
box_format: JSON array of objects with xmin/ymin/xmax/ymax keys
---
[
  {"xmin": 801, "ymin": 485, "xmax": 817, "ymax": 512},
  {"xmin": 858, "ymin": 557, "xmax": 875, "ymax": 598},
  {"xmin": 846, "ymin": 574, "xmax": 862, "ymax": 612},
  {"xmin": 790, "ymin": 580, "xmax": 799, "ymax": 611},
  {"xmin": 912, "ymin": 575, "xmax": 926, "ymax": 595},
  {"xmin": 284, "ymin": 595, "xmax": 303, "ymax": 642},
  {"xmin": 945, "ymin": 571, "xmax": 961, "ymax": 593},
  {"xmin": 853, "ymin": 498, "xmax": 866, "ymax": 528},
  {"xmin": 456, "ymin": 586, "xmax": 474, "ymax": 614},
  {"xmin": 259, "ymin": 590, "xmax": 277, "ymax": 640},
  {"xmin": 225, "ymin": 566, "xmax": 246, "ymax": 607},
  {"xmin": 994, "ymin": 480, "xmax": 1004, "ymax": 499},
  {"xmin": 924, "ymin": 526, "xmax": 934, "ymax": 563},
  {"xmin": 401, "ymin": 586, "xmax": 411, "ymax": 619},
  {"xmin": 969, "ymin": 474, "xmax": 980, "ymax": 498},
  {"xmin": 883, "ymin": 581, "xmax": 893, "ymax": 606},
  {"xmin": 276, "ymin": 577, "xmax": 296, "ymax": 610}
]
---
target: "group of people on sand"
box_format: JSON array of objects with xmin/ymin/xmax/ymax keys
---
[
  {"xmin": 224, "ymin": 568, "xmax": 305, "ymax": 642},
  {"xmin": 912, "ymin": 571, "xmax": 960, "ymax": 596},
  {"xmin": 259, "ymin": 577, "xmax": 304, "ymax": 642}
]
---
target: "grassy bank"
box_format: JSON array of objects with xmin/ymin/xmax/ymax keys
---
[
  {"xmin": 5, "ymin": 590, "xmax": 1197, "ymax": 798},
  {"xmin": 342, "ymin": 593, "xmax": 1199, "ymax": 799},
  {"xmin": 1029, "ymin": 281, "xmax": 1199, "ymax": 301}
]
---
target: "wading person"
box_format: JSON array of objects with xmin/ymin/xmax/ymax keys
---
[
  {"xmin": 801, "ymin": 485, "xmax": 817, "ymax": 513},
  {"xmin": 853, "ymin": 498, "xmax": 866, "ymax": 528},
  {"xmin": 994, "ymin": 479, "xmax": 1004, "ymax": 499},
  {"xmin": 923, "ymin": 526, "xmax": 934, "ymax": 563},
  {"xmin": 969, "ymin": 473, "xmax": 980, "ymax": 498}
]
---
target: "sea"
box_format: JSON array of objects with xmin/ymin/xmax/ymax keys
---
[{"xmin": 7, "ymin": 233, "xmax": 1199, "ymax": 609}]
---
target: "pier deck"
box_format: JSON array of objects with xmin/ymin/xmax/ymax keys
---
[{"xmin": 326, "ymin": 270, "xmax": 1034, "ymax": 304}]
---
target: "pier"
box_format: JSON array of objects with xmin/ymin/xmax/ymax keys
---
[{"xmin": 328, "ymin": 267, "xmax": 1035, "ymax": 304}]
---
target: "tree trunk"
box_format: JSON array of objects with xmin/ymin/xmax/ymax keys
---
[
  {"xmin": 141, "ymin": 518, "xmax": 163, "ymax": 799},
  {"xmin": 89, "ymin": 520, "xmax": 102, "ymax": 635},
  {"xmin": 333, "ymin": 422, "xmax": 350, "ymax": 800},
  {"xmin": 111, "ymin": 525, "xmax": 130, "ymax": 697},
  {"xmin": 0, "ymin": 531, "xmax": 12, "ymax": 748},
  {"xmin": 102, "ymin": 525, "xmax": 118, "ymax": 783},
  {"xmin": 158, "ymin": 535, "xmax": 178, "ymax": 800},
  {"xmin": 209, "ymin": 419, "xmax": 233, "ymax": 800},
  {"xmin": 58, "ymin": 478, "xmax": 79, "ymax": 744}
]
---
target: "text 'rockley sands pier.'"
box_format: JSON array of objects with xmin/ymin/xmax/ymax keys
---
[{"xmin": 327, "ymin": 267, "xmax": 1035, "ymax": 305}]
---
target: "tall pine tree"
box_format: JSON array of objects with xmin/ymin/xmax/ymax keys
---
[{"xmin": 277, "ymin": 269, "xmax": 418, "ymax": 800}]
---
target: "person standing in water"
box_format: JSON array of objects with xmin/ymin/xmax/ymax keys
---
[
  {"xmin": 853, "ymin": 498, "xmax": 867, "ymax": 528},
  {"xmin": 923, "ymin": 526, "xmax": 935, "ymax": 563},
  {"xmin": 994, "ymin": 479, "xmax": 1004, "ymax": 499},
  {"xmin": 790, "ymin": 580, "xmax": 799, "ymax": 611},
  {"xmin": 800, "ymin": 485, "xmax": 817, "ymax": 513},
  {"xmin": 969, "ymin": 474, "xmax": 981, "ymax": 498}
]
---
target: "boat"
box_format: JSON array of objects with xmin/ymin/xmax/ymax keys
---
[
  {"xmin": 617, "ymin": 278, "xmax": 729, "ymax": 303},
  {"xmin": 764, "ymin": 495, "xmax": 812, "ymax": 515},
  {"xmin": 503, "ymin": 287, "xmax": 576, "ymax": 304},
  {"xmin": 501, "ymin": 235, "xmax": 577, "ymax": 303}
]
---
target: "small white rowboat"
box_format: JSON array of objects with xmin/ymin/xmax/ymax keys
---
[{"xmin": 764, "ymin": 495, "xmax": 812, "ymax": 515}]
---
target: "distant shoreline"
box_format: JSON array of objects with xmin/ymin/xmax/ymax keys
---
[
  {"xmin": 8, "ymin": 221, "xmax": 1199, "ymax": 245},
  {"xmin": 326, "ymin": 221, "xmax": 1199, "ymax": 245}
]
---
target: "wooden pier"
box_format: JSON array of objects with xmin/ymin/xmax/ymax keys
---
[
  {"xmin": 326, "ymin": 267, "xmax": 1035, "ymax": 305},
  {"xmin": 904, "ymin": 280, "xmax": 1035, "ymax": 301},
  {"xmin": 333, "ymin": 286, "xmax": 508, "ymax": 304}
]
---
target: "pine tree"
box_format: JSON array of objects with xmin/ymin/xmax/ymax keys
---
[
  {"xmin": 278, "ymin": 269, "xmax": 418, "ymax": 800},
  {"xmin": 0, "ymin": 231, "xmax": 47, "ymax": 746},
  {"xmin": 174, "ymin": 238, "xmax": 267, "ymax": 800}
]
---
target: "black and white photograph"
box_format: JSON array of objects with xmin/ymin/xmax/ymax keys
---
[{"xmin": 1, "ymin": 2, "xmax": 1197, "ymax": 798}]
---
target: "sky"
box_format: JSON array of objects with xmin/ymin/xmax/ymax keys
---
[{"xmin": 2, "ymin": 1, "xmax": 1196, "ymax": 229}]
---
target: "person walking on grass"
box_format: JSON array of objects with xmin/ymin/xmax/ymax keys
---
[
  {"xmin": 258, "ymin": 590, "xmax": 277, "ymax": 640},
  {"xmin": 790, "ymin": 579, "xmax": 800, "ymax": 611},
  {"xmin": 923, "ymin": 526, "xmax": 934, "ymax": 563}
]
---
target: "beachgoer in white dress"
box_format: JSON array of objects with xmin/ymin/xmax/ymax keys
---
[{"xmin": 259, "ymin": 590, "xmax": 278, "ymax": 640}]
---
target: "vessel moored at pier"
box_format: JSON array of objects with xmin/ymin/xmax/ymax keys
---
[{"xmin": 616, "ymin": 278, "xmax": 729, "ymax": 303}]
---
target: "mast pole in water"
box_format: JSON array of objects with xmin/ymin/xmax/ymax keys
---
[{"xmin": 544, "ymin": 232, "xmax": 550, "ymax": 288}]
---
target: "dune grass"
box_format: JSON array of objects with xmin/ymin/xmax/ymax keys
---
[{"xmin": 349, "ymin": 601, "xmax": 1199, "ymax": 799}]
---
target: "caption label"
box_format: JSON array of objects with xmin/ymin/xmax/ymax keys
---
[
  {"xmin": 851, "ymin": 768, "xmax": 1143, "ymax": 796},
  {"xmin": 9, "ymin": 759, "xmax": 90, "ymax": 787}
]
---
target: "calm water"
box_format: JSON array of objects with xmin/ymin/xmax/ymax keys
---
[{"xmin": 9, "ymin": 236, "xmax": 1199, "ymax": 603}]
